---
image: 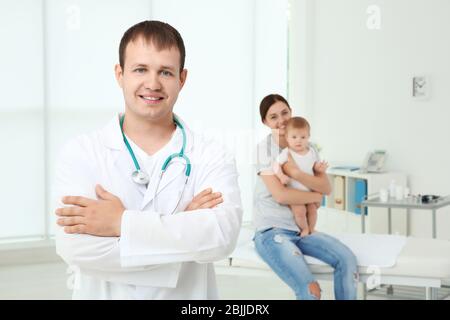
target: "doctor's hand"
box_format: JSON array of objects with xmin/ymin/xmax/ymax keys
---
[
  {"xmin": 56, "ymin": 185, "xmax": 125, "ymax": 237},
  {"xmin": 185, "ymin": 188, "xmax": 223, "ymax": 211}
]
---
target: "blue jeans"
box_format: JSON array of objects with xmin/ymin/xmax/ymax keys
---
[{"xmin": 254, "ymin": 228, "xmax": 358, "ymax": 300}]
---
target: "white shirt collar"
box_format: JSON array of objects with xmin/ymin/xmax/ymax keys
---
[{"xmin": 99, "ymin": 113, "xmax": 194, "ymax": 154}]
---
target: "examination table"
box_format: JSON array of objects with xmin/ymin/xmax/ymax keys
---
[{"xmin": 225, "ymin": 227, "xmax": 450, "ymax": 300}]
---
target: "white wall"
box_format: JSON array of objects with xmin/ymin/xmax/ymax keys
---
[{"xmin": 289, "ymin": 0, "xmax": 450, "ymax": 239}]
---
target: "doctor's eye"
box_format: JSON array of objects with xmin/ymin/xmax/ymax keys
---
[
  {"xmin": 134, "ymin": 68, "xmax": 146, "ymax": 74},
  {"xmin": 160, "ymin": 70, "xmax": 173, "ymax": 77}
]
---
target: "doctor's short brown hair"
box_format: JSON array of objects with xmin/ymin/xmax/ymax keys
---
[{"xmin": 119, "ymin": 20, "xmax": 186, "ymax": 72}]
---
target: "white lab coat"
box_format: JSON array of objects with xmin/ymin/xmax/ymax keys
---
[{"xmin": 53, "ymin": 114, "xmax": 243, "ymax": 299}]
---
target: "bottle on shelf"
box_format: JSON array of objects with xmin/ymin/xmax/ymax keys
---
[{"xmin": 389, "ymin": 179, "xmax": 396, "ymax": 198}]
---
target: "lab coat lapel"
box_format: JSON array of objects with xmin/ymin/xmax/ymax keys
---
[
  {"xmin": 98, "ymin": 115, "xmax": 147, "ymax": 197},
  {"xmin": 140, "ymin": 115, "xmax": 194, "ymax": 211},
  {"xmin": 140, "ymin": 151, "xmax": 187, "ymax": 210},
  {"xmin": 99, "ymin": 113, "xmax": 194, "ymax": 210}
]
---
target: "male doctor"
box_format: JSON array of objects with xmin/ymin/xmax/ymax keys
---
[{"xmin": 54, "ymin": 20, "xmax": 243, "ymax": 299}]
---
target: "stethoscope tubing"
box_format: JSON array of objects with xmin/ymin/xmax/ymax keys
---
[{"xmin": 119, "ymin": 114, "xmax": 191, "ymax": 214}]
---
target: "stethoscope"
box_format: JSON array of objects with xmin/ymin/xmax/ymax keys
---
[{"xmin": 119, "ymin": 114, "xmax": 191, "ymax": 214}]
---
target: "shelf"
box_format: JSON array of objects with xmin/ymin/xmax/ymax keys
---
[{"xmin": 322, "ymin": 171, "xmax": 408, "ymax": 235}]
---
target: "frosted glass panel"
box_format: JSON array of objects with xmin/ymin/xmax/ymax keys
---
[
  {"xmin": 46, "ymin": 0, "xmax": 151, "ymax": 110},
  {"xmin": 0, "ymin": 1, "xmax": 45, "ymax": 239},
  {"xmin": 0, "ymin": 0, "xmax": 44, "ymax": 111},
  {"xmin": 0, "ymin": 113, "xmax": 45, "ymax": 239}
]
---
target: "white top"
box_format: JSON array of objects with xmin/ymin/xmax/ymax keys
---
[
  {"xmin": 276, "ymin": 147, "xmax": 320, "ymax": 191},
  {"xmin": 53, "ymin": 114, "xmax": 243, "ymax": 300}
]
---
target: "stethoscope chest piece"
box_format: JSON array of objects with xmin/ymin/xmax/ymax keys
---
[
  {"xmin": 132, "ymin": 170, "xmax": 150, "ymax": 185},
  {"xmin": 120, "ymin": 113, "xmax": 191, "ymax": 213}
]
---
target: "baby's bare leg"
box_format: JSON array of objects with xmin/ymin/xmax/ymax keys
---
[
  {"xmin": 306, "ymin": 203, "xmax": 318, "ymax": 233},
  {"xmin": 290, "ymin": 205, "xmax": 309, "ymax": 237}
]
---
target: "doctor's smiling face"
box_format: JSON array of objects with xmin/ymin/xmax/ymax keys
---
[{"xmin": 115, "ymin": 21, "xmax": 187, "ymax": 124}]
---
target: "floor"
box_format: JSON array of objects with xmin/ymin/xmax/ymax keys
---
[{"xmin": 1, "ymin": 261, "xmax": 447, "ymax": 300}]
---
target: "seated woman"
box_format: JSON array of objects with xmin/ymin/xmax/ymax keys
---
[{"xmin": 253, "ymin": 94, "xmax": 358, "ymax": 300}]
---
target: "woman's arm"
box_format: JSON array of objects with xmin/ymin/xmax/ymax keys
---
[
  {"xmin": 272, "ymin": 161, "xmax": 290, "ymax": 185},
  {"xmin": 259, "ymin": 172, "xmax": 323, "ymax": 205},
  {"xmin": 282, "ymin": 154, "xmax": 332, "ymax": 195}
]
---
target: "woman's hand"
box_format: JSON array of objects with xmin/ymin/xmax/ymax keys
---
[
  {"xmin": 313, "ymin": 161, "xmax": 329, "ymax": 174},
  {"xmin": 282, "ymin": 154, "xmax": 331, "ymax": 195},
  {"xmin": 273, "ymin": 162, "xmax": 290, "ymax": 185},
  {"xmin": 282, "ymin": 153, "xmax": 301, "ymax": 179},
  {"xmin": 278, "ymin": 174, "xmax": 291, "ymax": 185}
]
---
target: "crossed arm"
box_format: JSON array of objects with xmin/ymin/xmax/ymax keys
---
[
  {"xmin": 53, "ymin": 137, "xmax": 242, "ymax": 274},
  {"xmin": 56, "ymin": 185, "xmax": 222, "ymax": 237}
]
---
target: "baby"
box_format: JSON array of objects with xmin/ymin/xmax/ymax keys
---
[{"xmin": 273, "ymin": 117, "xmax": 328, "ymax": 237}]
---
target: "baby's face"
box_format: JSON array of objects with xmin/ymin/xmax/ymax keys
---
[{"xmin": 286, "ymin": 127, "xmax": 310, "ymax": 153}]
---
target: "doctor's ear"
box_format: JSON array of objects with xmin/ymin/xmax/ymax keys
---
[
  {"xmin": 179, "ymin": 69, "xmax": 188, "ymax": 89},
  {"xmin": 114, "ymin": 64, "xmax": 124, "ymax": 88}
]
